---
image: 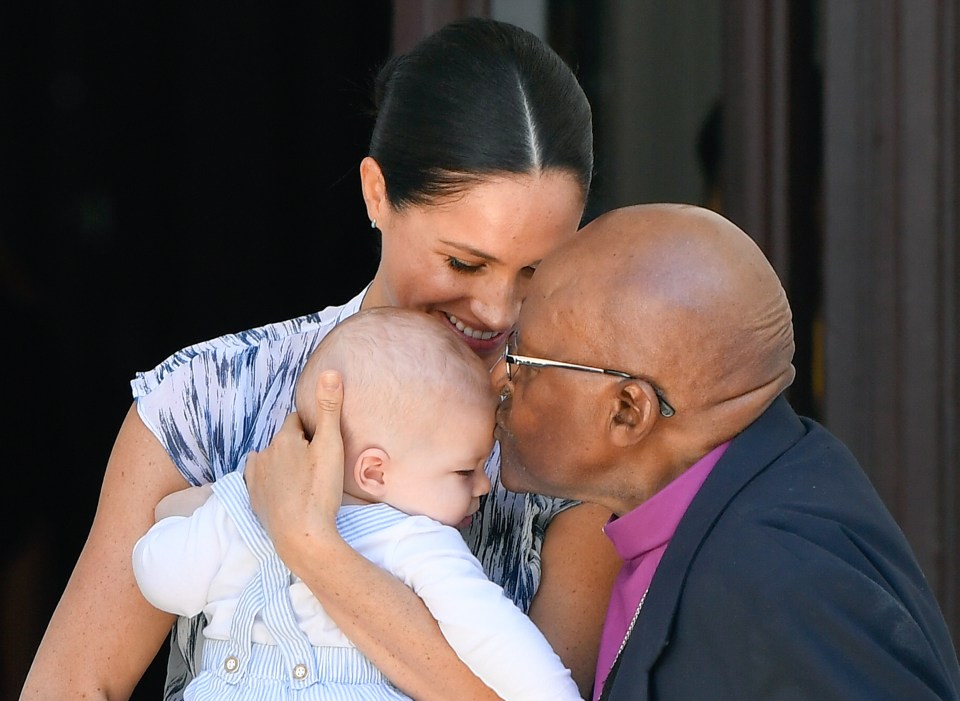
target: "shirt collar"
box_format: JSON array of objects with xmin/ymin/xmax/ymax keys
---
[{"xmin": 604, "ymin": 442, "xmax": 730, "ymax": 562}]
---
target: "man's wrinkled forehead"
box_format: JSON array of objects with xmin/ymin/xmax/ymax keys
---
[{"xmin": 518, "ymin": 271, "xmax": 572, "ymax": 333}]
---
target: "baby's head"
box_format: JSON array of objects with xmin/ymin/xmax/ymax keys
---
[{"xmin": 295, "ymin": 308, "xmax": 496, "ymax": 527}]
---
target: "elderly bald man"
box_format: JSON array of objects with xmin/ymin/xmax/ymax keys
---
[
  {"xmin": 495, "ymin": 203, "xmax": 960, "ymax": 701},
  {"xmin": 247, "ymin": 203, "xmax": 960, "ymax": 700}
]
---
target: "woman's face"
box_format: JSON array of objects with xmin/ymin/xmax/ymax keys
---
[{"xmin": 362, "ymin": 161, "xmax": 586, "ymax": 367}]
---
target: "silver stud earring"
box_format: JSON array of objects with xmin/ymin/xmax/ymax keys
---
[{"xmin": 370, "ymin": 219, "xmax": 377, "ymax": 229}]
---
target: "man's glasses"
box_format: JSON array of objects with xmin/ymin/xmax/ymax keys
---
[{"xmin": 503, "ymin": 333, "xmax": 676, "ymax": 417}]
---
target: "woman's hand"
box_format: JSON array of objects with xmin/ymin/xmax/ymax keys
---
[
  {"xmin": 244, "ymin": 370, "xmax": 345, "ymax": 571},
  {"xmin": 243, "ymin": 370, "xmax": 499, "ymax": 700}
]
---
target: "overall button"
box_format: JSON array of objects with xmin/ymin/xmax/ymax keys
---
[
  {"xmin": 293, "ymin": 663, "xmax": 308, "ymax": 680},
  {"xmin": 224, "ymin": 656, "xmax": 240, "ymax": 673}
]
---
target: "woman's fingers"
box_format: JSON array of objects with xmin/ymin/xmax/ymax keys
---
[
  {"xmin": 244, "ymin": 412, "xmax": 307, "ymax": 516},
  {"xmin": 244, "ymin": 371, "xmax": 347, "ymax": 570},
  {"xmin": 307, "ymin": 370, "xmax": 345, "ymax": 494},
  {"xmin": 245, "ymin": 413, "xmax": 311, "ymax": 559}
]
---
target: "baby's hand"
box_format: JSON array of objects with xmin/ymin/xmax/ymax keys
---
[{"xmin": 154, "ymin": 483, "xmax": 213, "ymax": 521}]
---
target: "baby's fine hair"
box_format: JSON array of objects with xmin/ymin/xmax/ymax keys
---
[{"xmin": 296, "ymin": 308, "xmax": 494, "ymax": 445}]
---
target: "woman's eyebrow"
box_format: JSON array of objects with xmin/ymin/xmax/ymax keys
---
[{"xmin": 439, "ymin": 239, "xmax": 502, "ymax": 264}]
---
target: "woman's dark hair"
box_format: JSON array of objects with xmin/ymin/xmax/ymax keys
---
[{"xmin": 369, "ymin": 17, "xmax": 593, "ymax": 209}]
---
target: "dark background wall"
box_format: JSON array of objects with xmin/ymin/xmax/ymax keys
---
[{"xmin": 1, "ymin": 4, "xmax": 389, "ymax": 696}]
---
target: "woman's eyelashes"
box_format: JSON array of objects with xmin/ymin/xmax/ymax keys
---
[
  {"xmin": 447, "ymin": 256, "xmax": 484, "ymax": 273},
  {"xmin": 447, "ymin": 257, "xmax": 539, "ymax": 277}
]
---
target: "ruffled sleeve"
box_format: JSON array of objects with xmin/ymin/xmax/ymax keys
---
[{"xmin": 132, "ymin": 293, "xmax": 365, "ymax": 486}]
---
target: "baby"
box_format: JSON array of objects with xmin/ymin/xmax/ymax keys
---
[{"xmin": 133, "ymin": 307, "xmax": 581, "ymax": 700}]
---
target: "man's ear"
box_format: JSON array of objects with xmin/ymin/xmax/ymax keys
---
[
  {"xmin": 609, "ymin": 381, "xmax": 659, "ymax": 447},
  {"xmin": 354, "ymin": 447, "xmax": 390, "ymax": 499},
  {"xmin": 359, "ymin": 156, "xmax": 388, "ymax": 224}
]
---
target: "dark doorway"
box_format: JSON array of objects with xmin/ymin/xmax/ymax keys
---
[{"xmin": 2, "ymin": 4, "xmax": 389, "ymax": 697}]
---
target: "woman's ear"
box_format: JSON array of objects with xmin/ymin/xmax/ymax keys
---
[
  {"xmin": 609, "ymin": 381, "xmax": 658, "ymax": 448},
  {"xmin": 359, "ymin": 156, "xmax": 388, "ymax": 224},
  {"xmin": 353, "ymin": 447, "xmax": 390, "ymax": 499}
]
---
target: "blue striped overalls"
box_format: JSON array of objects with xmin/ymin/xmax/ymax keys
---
[{"xmin": 185, "ymin": 472, "xmax": 411, "ymax": 700}]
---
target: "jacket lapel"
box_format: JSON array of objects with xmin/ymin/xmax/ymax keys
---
[{"xmin": 603, "ymin": 396, "xmax": 806, "ymax": 699}]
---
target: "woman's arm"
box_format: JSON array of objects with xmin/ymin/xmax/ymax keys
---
[
  {"xmin": 388, "ymin": 522, "xmax": 582, "ymax": 701},
  {"xmin": 21, "ymin": 404, "xmax": 191, "ymax": 700},
  {"xmin": 528, "ymin": 502, "xmax": 621, "ymax": 699},
  {"xmin": 245, "ymin": 371, "xmax": 501, "ymax": 701}
]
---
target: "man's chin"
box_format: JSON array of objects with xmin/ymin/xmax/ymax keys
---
[
  {"xmin": 499, "ymin": 464, "xmax": 529, "ymax": 494},
  {"xmin": 497, "ymin": 447, "xmax": 533, "ymax": 494},
  {"xmin": 499, "ymin": 448, "xmax": 559, "ymax": 497}
]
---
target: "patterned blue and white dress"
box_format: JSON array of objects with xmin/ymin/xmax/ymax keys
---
[{"xmin": 132, "ymin": 287, "xmax": 577, "ymax": 701}]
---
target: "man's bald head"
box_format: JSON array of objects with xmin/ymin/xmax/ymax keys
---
[{"xmin": 523, "ymin": 203, "xmax": 795, "ymax": 453}]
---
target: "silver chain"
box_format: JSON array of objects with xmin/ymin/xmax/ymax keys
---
[{"xmin": 613, "ymin": 588, "xmax": 647, "ymax": 663}]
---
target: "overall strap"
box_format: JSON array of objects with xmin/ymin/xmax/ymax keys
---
[{"xmin": 212, "ymin": 471, "xmax": 320, "ymax": 689}]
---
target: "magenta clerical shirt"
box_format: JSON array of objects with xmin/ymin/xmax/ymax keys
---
[{"xmin": 592, "ymin": 442, "xmax": 730, "ymax": 700}]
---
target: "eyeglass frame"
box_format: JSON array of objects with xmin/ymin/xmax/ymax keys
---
[{"xmin": 503, "ymin": 333, "xmax": 676, "ymax": 418}]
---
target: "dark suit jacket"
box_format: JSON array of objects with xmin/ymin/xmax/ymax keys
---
[{"xmin": 601, "ymin": 396, "xmax": 960, "ymax": 700}]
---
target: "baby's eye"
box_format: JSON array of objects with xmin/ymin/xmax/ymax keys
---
[
  {"xmin": 448, "ymin": 257, "xmax": 483, "ymax": 273},
  {"xmin": 456, "ymin": 469, "xmax": 476, "ymax": 477}
]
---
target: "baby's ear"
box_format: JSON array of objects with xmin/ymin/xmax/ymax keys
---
[{"xmin": 354, "ymin": 448, "xmax": 390, "ymax": 498}]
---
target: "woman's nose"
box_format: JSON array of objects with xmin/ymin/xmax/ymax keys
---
[{"xmin": 471, "ymin": 275, "xmax": 520, "ymax": 331}]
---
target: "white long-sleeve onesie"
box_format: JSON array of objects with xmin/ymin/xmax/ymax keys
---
[{"xmin": 133, "ymin": 472, "xmax": 582, "ymax": 700}]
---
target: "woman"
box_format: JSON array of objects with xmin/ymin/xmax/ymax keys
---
[{"xmin": 23, "ymin": 17, "xmax": 619, "ymax": 700}]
